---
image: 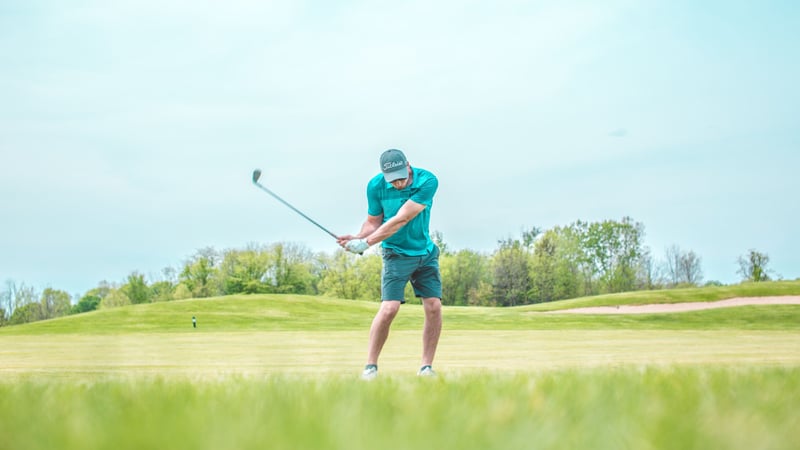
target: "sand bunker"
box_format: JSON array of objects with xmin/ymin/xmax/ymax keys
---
[{"xmin": 552, "ymin": 296, "xmax": 800, "ymax": 315}]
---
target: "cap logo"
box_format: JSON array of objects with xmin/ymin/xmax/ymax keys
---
[{"xmin": 383, "ymin": 161, "xmax": 405, "ymax": 171}]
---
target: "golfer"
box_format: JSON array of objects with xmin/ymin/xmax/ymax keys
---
[{"xmin": 338, "ymin": 149, "xmax": 442, "ymax": 380}]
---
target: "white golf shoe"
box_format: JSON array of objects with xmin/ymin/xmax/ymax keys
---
[
  {"xmin": 417, "ymin": 365, "xmax": 437, "ymax": 377},
  {"xmin": 361, "ymin": 364, "xmax": 378, "ymax": 380}
]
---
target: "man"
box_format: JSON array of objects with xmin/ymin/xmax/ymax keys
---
[{"xmin": 337, "ymin": 149, "xmax": 442, "ymax": 380}]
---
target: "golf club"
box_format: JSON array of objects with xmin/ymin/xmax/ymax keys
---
[{"xmin": 251, "ymin": 169, "xmax": 339, "ymax": 240}]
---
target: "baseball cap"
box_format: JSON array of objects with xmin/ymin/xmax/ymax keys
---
[{"xmin": 380, "ymin": 149, "xmax": 408, "ymax": 182}]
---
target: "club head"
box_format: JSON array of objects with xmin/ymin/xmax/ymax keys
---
[{"xmin": 252, "ymin": 169, "xmax": 262, "ymax": 184}]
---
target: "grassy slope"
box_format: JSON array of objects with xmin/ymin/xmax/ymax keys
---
[
  {"xmin": 519, "ymin": 280, "xmax": 800, "ymax": 311},
  {"xmin": 1, "ymin": 281, "xmax": 799, "ymax": 335}
]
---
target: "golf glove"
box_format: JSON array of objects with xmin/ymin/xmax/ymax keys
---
[{"xmin": 345, "ymin": 239, "xmax": 370, "ymax": 254}]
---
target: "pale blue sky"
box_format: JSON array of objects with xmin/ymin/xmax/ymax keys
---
[{"xmin": 2, "ymin": 0, "xmax": 798, "ymax": 296}]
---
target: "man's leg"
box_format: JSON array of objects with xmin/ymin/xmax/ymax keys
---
[
  {"xmin": 421, "ymin": 297, "xmax": 442, "ymax": 366},
  {"xmin": 366, "ymin": 300, "xmax": 401, "ymax": 365}
]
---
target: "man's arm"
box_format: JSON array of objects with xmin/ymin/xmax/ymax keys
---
[
  {"xmin": 363, "ymin": 200, "xmax": 426, "ymax": 246},
  {"xmin": 338, "ymin": 200, "xmax": 426, "ymax": 251},
  {"xmin": 337, "ymin": 214, "xmax": 383, "ymax": 247},
  {"xmin": 358, "ymin": 214, "xmax": 383, "ymax": 240}
]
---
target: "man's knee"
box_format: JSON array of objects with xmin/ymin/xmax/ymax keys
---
[
  {"xmin": 378, "ymin": 300, "xmax": 401, "ymax": 319},
  {"xmin": 422, "ymin": 297, "xmax": 442, "ymax": 315}
]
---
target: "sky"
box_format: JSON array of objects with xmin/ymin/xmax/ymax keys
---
[{"xmin": 1, "ymin": 0, "xmax": 798, "ymax": 297}]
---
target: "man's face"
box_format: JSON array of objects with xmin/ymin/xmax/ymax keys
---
[{"xmin": 389, "ymin": 166, "xmax": 411, "ymax": 189}]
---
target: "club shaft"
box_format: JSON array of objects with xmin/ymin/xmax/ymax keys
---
[{"xmin": 254, "ymin": 182, "xmax": 339, "ymax": 240}]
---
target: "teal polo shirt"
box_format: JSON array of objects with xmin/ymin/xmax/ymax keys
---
[{"xmin": 366, "ymin": 167, "xmax": 438, "ymax": 256}]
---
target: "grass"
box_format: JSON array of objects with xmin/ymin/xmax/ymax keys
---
[
  {"xmin": 520, "ymin": 280, "xmax": 800, "ymax": 311},
  {"xmin": 2, "ymin": 281, "xmax": 799, "ymax": 335},
  {"xmin": 2, "ymin": 368, "xmax": 798, "ymax": 450},
  {"xmin": 4, "ymin": 330, "xmax": 799, "ymax": 380},
  {"xmin": 1, "ymin": 281, "xmax": 799, "ymax": 450},
  {"xmin": 0, "ymin": 294, "xmax": 378, "ymax": 335}
]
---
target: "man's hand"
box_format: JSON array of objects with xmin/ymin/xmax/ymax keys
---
[
  {"xmin": 337, "ymin": 235, "xmax": 356, "ymax": 247},
  {"xmin": 345, "ymin": 239, "xmax": 370, "ymax": 254}
]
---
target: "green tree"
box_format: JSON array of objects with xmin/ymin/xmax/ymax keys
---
[
  {"xmin": 563, "ymin": 221, "xmax": 597, "ymax": 296},
  {"xmin": 150, "ymin": 281, "xmax": 175, "ymax": 302},
  {"xmin": 71, "ymin": 294, "xmax": 101, "ymax": 314},
  {"xmin": 122, "ymin": 272, "xmax": 151, "ymax": 304},
  {"xmin": 4, "ymin": 281, "xmax": 37, "ymax": 315},
  {"xmin": 529, "ymin": 229, "xmax": 580, "ymax": 303},
  {"xmin": 492, "ymin": 237, "xmax": 531, "ymax": 306},
  {"xmin": 218, "ymin": 245, "xmax": 272, "ymax": 295},
  {"xmin": 564, "ymin": 217, "xmax": 647, "ymax": 295},
  {"xmin": 1, "ymin": 281, "xmax": 40, "ymax": 324},
  {"xmin": 10, "ymin": 302, "xmax": 43, "ymax": 324},
  {"xmin": 40, "ymin": 288, "xmax": 71, "ymax": 319},
  {"xmin": 613, "ymin": 217, "xmax": 646, "ymax": 292},
  {"xmin": 180, "ymin": 247, "xmax": 220, "ymax": 298},
  {"xmin": 521, "ymin": 227, "xmax": 542, "ymax": 248},
  {"xmin": 267, "ymin": 242, "xmax": 316, "ymax": 294},
  {"xmin": 737, "ymin": 249, "xmax": 772, "ymax": 282},
  {"xmin": 173, "ymin": 283, "xmax": 193, "ymax": 300},
  {"xmin": 100, "ymin": 289, "xmax": 131, "ymax": 309},
  {"xmin": 467, "ymin": 280, "xmax": 495, "ymax": 306},
  {"xmin": 586, "ymin": 218, "xmax": 643, "ymax": 293},
  {"xmin": 440, "ymin": 249, "xmax": 490, "ymax": 306},
  {"xmin": 318, "ymin": 250, "xmax": 382, "ymax": 300},
  {"xmin": 318, "ymin": 251, "xmax": 358, "ymax": 299},
  {"xmin": 85, "ymin": 282, "xmax": 112, "ymax": 304},
  {"xmin": 0, "ymin": 283, "xmax": 11, "ymax": 324}
]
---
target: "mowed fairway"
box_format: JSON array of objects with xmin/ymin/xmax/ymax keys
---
[
  {"xmin": 2, "ymin": 283, "xmax": 799, "ymax": 450},
  {"xmin": 3, "ymin": 330, "xmax": 800, "ymax": 379}
]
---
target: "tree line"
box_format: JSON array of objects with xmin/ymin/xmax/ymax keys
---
[{"xmin": 0, "ymin": 217, "xmax": 780, "ymax": 326}]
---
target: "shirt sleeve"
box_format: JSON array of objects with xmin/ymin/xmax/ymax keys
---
[
  {"xmin": 410, "ymin": 173, "xmax": 438, "ymax": 207},
  {"xmin": 367, "ymin": 178, "xmax": 383, "ymax": 216}
]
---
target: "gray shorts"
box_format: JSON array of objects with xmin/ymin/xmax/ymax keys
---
[{"xmin": 381, "ymin": 246, "xmax": 442, "ymax": 303}]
